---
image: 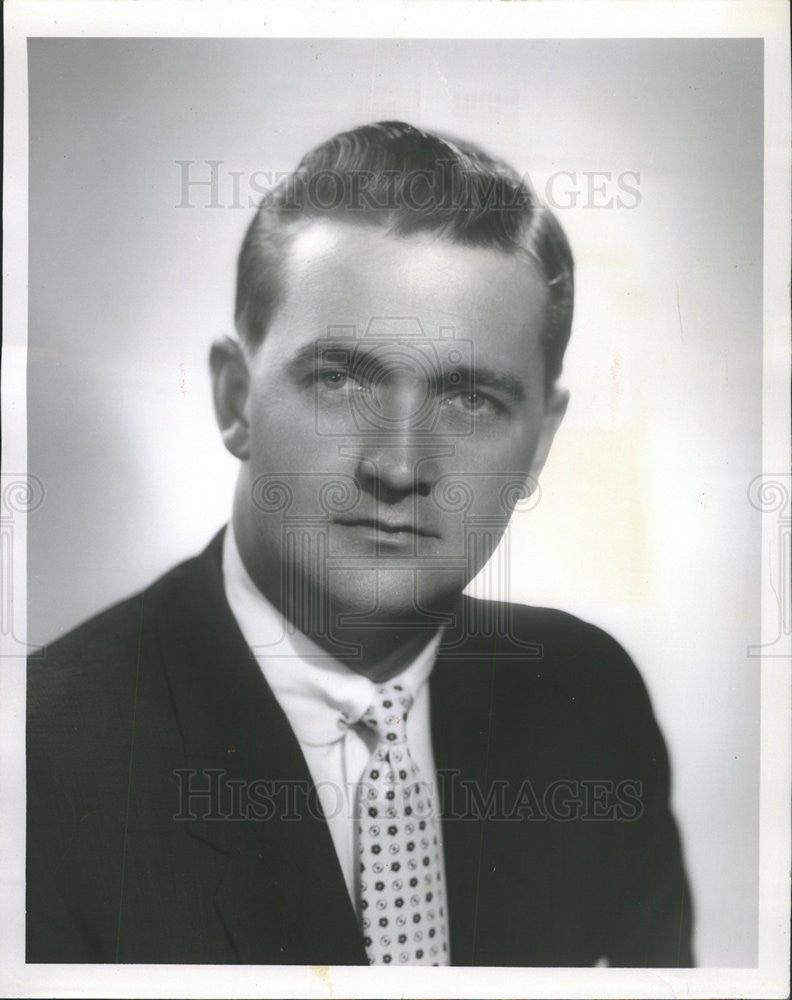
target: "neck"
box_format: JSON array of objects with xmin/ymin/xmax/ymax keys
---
[
  {"xmin": 269, "ymin": 578, "xmax": 443, "ymax": 682},
  {"xmin": 326, "ymin": 623, "xmax": 441, "ymax": 683}
]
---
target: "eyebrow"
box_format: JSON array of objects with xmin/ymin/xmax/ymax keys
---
[{"xmin": 284, "ymin": 340, "xmax": 527, "ymax": 400}]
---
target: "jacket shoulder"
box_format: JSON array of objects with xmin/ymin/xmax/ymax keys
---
[
  {"xmin": 447, "ymin": 596, "xmax": 660, "ymax": 733},
  {"xmin": 27, "ymin": 542, "xmax": 218, "ymax": 720},
  {"xmin": 456, "ymin": 596, "xmax": 642, "ymax": 677}
]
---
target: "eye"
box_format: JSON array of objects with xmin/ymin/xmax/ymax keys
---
[
  {"xmin": 321, "ymin": 370, "xmax": 347, "ymax": 388},
  {"xmin": 454, "ymin": 392, "xmax": 486, "ymax": 411},
  {"xmin": 317, "ymin": 369, "xmax": 369, "ymax": 394},
  {"xmin": 443, "ymin": 391, "xmax": 500, "ymax": 415}
]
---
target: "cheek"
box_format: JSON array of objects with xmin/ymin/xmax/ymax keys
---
[
  {"xmin": 455, "ymin": 418, "xmax": 543, "ymax": 475},
  {"xmin": 247, "ymin": 388, "xmax": 321, "ymax": 466},
  {"xmin": 435, "ymin": 421, "xmax": 544, "ymax": 527}
]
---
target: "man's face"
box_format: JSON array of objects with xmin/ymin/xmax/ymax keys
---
[{"xmin": 218, "ymin": 221, "xmax": 567, "ymax": 631}]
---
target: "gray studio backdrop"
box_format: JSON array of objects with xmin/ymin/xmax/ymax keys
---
[{"xmin": 27, "ymin": 38, "xmax": 762, "ymax": 966}]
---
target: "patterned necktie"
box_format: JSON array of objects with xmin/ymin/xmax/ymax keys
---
[{"xmin": 356, "ymin": 681, "xmax": 450, "ymax": 966}]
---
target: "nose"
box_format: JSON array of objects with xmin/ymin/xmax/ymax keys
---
[
  {"xmin": 353, "ymin": 439, "xmax": 436, "ymax": 503},
  {"xmin": 346, "ymin": 382, "xmax": 447, "ymax": 503}
]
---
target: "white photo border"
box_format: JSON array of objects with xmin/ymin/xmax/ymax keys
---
[{"xmin": 2, "ymin": 2, "xmax": 789, "ymax": 998}]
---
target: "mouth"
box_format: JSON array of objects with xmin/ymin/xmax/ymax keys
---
[{"xmin": 333, "ymin": 517, "xmax": 439, "ymax": 539}]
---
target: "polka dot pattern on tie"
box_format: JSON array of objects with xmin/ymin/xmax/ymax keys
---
[{"xmin": 356, "ymin": 682, "xmax": 449, "ymax": 966}]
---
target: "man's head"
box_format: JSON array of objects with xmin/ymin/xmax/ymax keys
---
[
  {"xmin": 211, "ymin": 122, "xmax": 574, "ymax": 650},
  {"xmin": 234, "ymin": 120, "xmax": 573, "ymax": 391}
]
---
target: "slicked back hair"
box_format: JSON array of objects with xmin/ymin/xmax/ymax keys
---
[{"xmin": 235, "ymin": 121, "xmax": 574, "ymax": 388}]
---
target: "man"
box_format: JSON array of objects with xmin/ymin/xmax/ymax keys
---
[{"xmin": 27, "ymin": 121, "xmax": 693, "ymax": 966}]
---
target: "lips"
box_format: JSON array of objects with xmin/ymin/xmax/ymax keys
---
[{"xmin": 333, "ymin": 516, "xmax": 439, "ymax": 539}]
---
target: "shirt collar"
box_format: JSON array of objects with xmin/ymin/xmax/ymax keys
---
[{"xmin": 222, "ymin": 524, "xmax": 441, "ymax": 746}]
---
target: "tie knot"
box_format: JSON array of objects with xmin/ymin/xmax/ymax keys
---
[{"xmin": 359, "ymin": 682, "xmax": 414, "ymax": 744}]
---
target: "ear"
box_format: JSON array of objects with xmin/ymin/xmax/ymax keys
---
[
  {"xmin": 209, "ymin": 336, "xmax": 252, "ymax": 461},
  {"xmin": 526, "ymin": 385, "xmax": 569, "ymax": 484}
]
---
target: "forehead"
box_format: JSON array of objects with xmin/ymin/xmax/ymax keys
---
[{"xmin": 261, "ymin": 221, "xmax": 550, "ymax": 375}]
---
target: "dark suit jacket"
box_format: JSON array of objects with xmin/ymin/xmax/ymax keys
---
[{"xmin": 27, "ymin": 531, "xmax": 693, "ymax": 966}]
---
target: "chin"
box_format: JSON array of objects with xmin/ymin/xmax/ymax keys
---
[{"xmin": 324, "ymin": 566, "xmax": 466, "ymax": 629}]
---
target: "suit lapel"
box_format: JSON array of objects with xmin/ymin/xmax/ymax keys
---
[
  {"xmin": 431, "ymin": 607, "xmax": 500, "ymax": 966},
  {"xmin": 153, "ymin": 541, "xmax": 521, "ymax": 965},
  {"xmin": 155, "ymin": 532, "xmax": 367, "ymax": 964}
]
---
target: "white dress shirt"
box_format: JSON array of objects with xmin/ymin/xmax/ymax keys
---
[{"xmin": 221, "ymin": 525, "xmax": 445, "ymax": 909}]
